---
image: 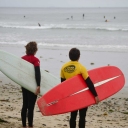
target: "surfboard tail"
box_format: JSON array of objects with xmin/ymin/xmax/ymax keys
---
[
  {"xmin": 37, "ymin": 97, "xmax": 52, "ymax": 116},
  {"xmin": 37, "ymin": 98, "xmax": 47, "ymax": 115}
]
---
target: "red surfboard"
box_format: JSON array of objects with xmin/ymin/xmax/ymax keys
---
[{"xmin": 37, "ymin": 66, "xmax": 125, "ymax": 116}]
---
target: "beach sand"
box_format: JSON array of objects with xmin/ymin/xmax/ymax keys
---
[{"xmin": 0, "ymin": 44, "xmax": 128, "ymax": 128}]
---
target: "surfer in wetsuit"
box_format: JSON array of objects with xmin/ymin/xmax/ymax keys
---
[
  {"xmin": 60, "ymin": 48, "xmax": 100, "ymax": 128},
  {"xmin": 38, "ymin": 23, "xmax": 41, "ymax": 27},
  {"xmin": 21, "ymin": 41, "xmax": 41, "ymax": 128},
  {"xmin": 83, "ymin": 13, "xmax": 84, "ymax": 19}
]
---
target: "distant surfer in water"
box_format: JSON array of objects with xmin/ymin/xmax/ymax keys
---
[
  {"xmin": 38, "ymin": 23, "xmax": 41, "ymax": 27},
  {"xmin": 83, "ymin": 13, "xmax": 84, "ymax": 19},
  {"xmin": 21, "ymin": 41, "xmax": 41, "ymax": 128},
  {"xmin": 60, "ymin": 48, "xmax": 100, "ymax": 128}
]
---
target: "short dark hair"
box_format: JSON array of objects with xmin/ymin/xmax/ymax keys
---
[
  {"xmin": 69, "ymin": 48, "xmax": 80, "ymax": 61},
  {"xmin": 25, "ymin": 41, "xmax": 38, "ymax": 55}
]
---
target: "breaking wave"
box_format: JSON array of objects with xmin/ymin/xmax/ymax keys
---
[{"xmin": 0, "ymin": 24, "xmax": 128, "ymax": 32}]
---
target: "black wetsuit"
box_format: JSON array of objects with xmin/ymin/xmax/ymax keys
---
[{"xmin": 21, "ymin": 55, "xmax": 41, "ymax": 127}]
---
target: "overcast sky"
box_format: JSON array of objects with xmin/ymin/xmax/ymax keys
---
[{"xmin": 0, "ymin": 0, "xmax": 128, "ymax": 7}]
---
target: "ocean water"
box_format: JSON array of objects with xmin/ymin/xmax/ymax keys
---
[
  {"xmin": 0, "ymin": 7, "xmax": 128, "ymax": 87},
  {"xmin": 0, "ymin": 7, "xmax": 128, "ymax": 52}
]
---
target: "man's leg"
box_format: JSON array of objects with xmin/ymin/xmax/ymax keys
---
[
  {"xmin": 70, "ymin": 110, "xmax": 78, "ymax": 128},
  {"xmin": 79, "ymin": 107, "xmax": 88, "ymax": 128},
  {"xmin": 28, "ymin": 91, "xmax": 37, "ymax": 127},
  {"xmin": 21, "ymin": 88, "xmax": 28, "ymax": 127}
]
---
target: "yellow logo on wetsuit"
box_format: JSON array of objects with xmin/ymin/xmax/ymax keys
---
[{"xmin": 64, "ymin": 65, "xmax": 76, "ymax": 73}]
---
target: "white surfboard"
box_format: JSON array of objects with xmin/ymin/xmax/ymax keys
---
[{"xmin": 0, "ymin": 50, "xmax": 60, "ymax": 95}]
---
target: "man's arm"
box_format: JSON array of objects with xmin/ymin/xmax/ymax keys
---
[
  {"xmin": 61, "ymin": 78, "xmax": 66, "ymax": 82},
  {"xmin": 85, "ymin": 77, "xmax": 100, "ymax": 104},
  {"xmin": 34, "ymin": 66, "xmax": 41, "ymax": 95}
]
